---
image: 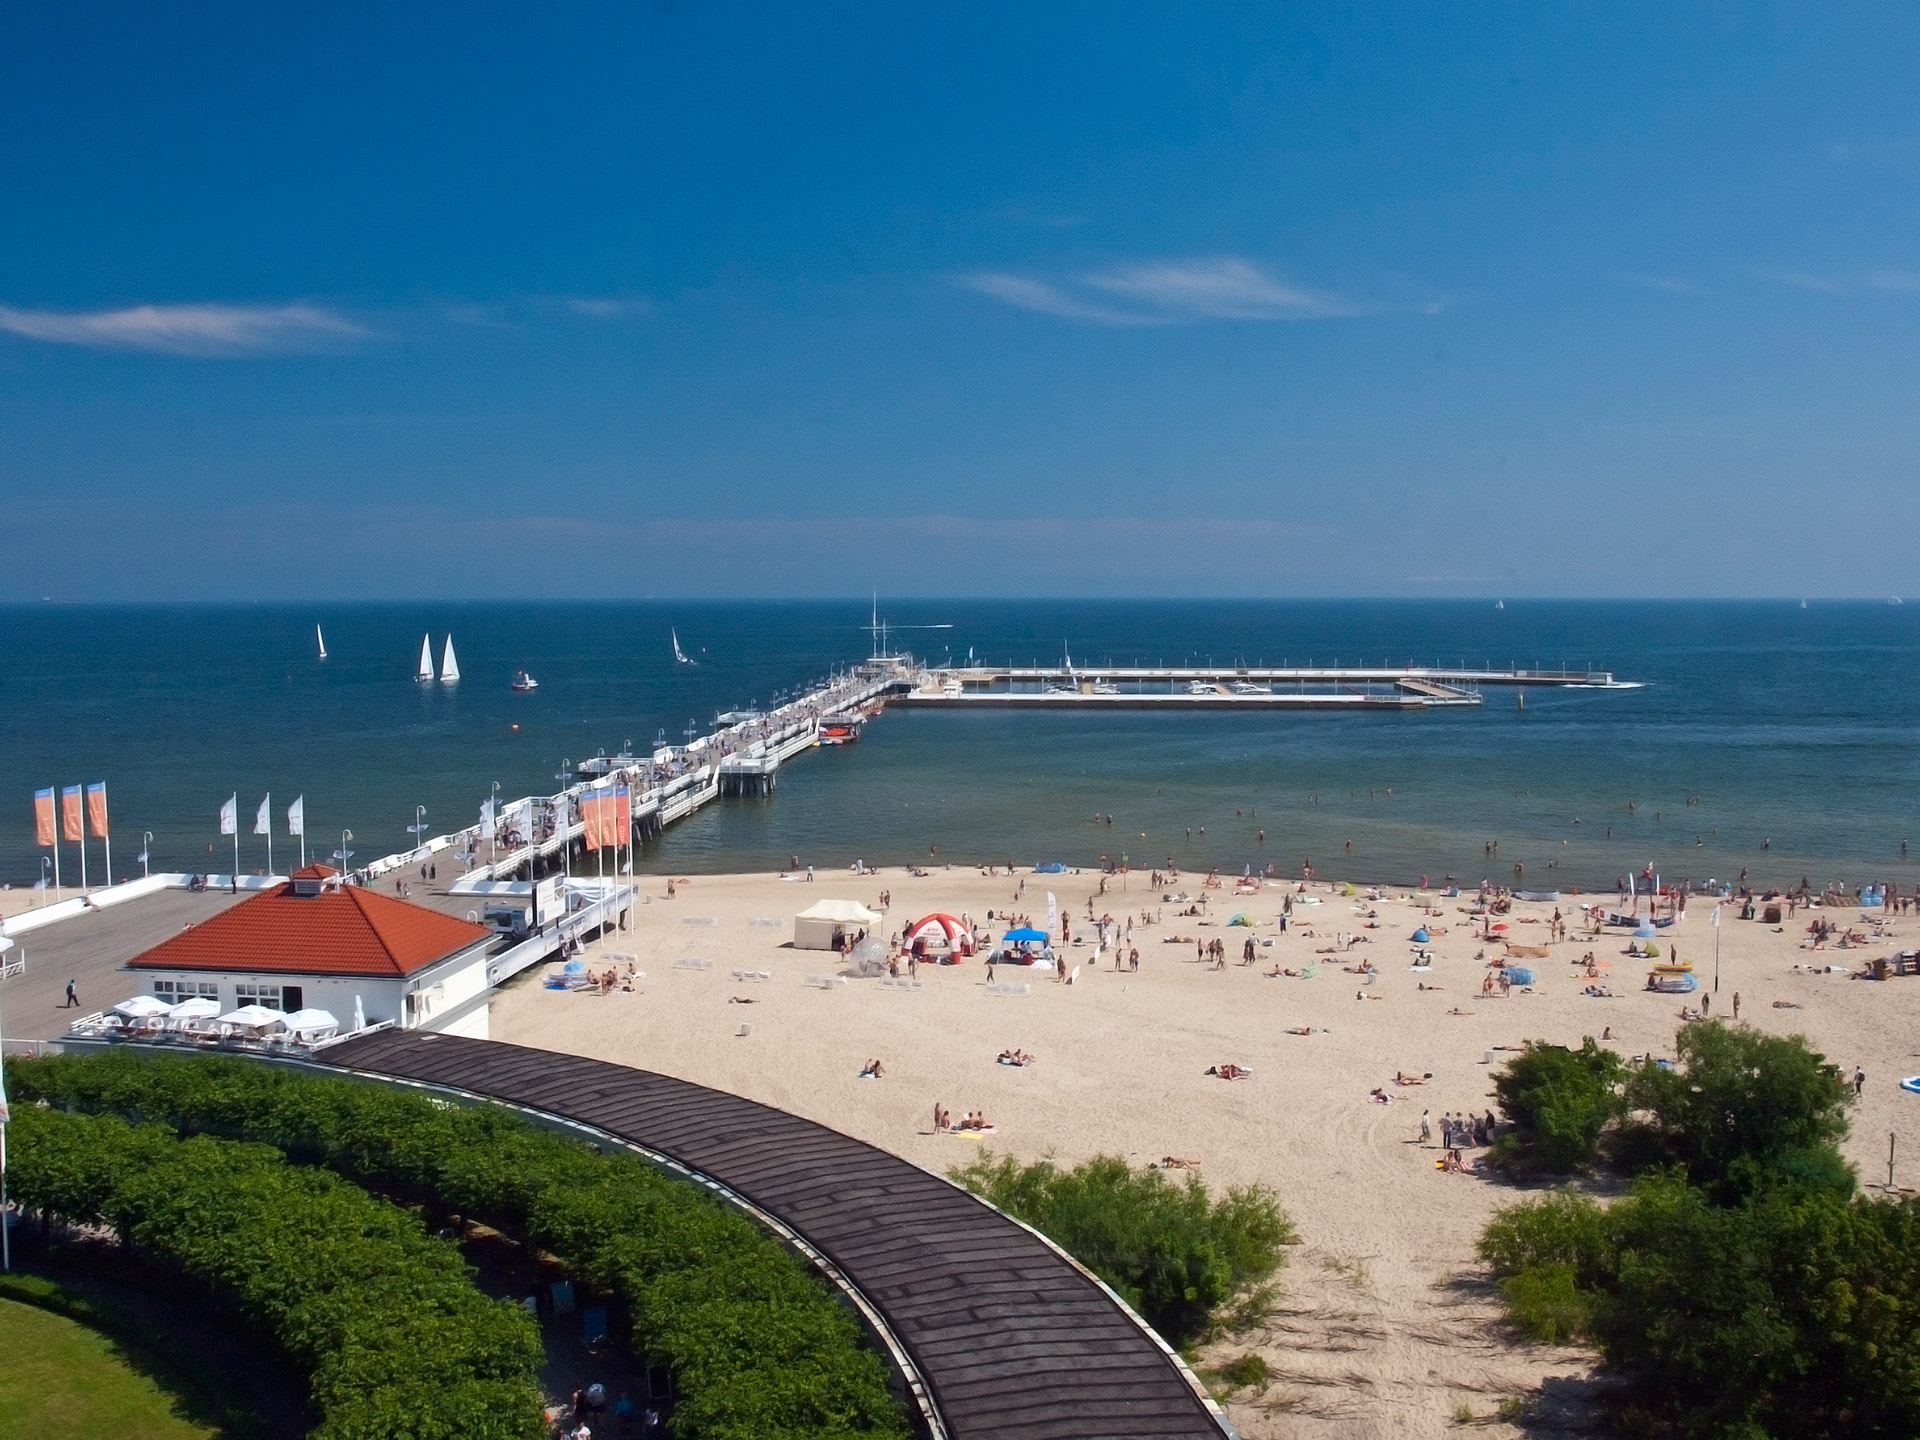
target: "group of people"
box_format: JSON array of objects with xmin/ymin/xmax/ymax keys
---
[{"xmin": 934, "ymin": 1104, "xmax": 993, "ymax": 1132}]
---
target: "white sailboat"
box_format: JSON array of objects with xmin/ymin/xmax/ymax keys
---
[
  {"xmin": 316, "ymin": 624, "xmax": 328, "ymax": 660},
  {"xmin": 440, "ymin": 635, "xmax": 460, "ymax": 682},
  {"xmin": 672, "ymin": 628, "xmax": 694, "ymax": 665},
  {"xmin": 413, "ymin": 633, "xmax": 433, "ymax": 683}
]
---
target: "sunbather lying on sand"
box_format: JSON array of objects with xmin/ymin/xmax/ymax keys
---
[
  {"xmin": 1155, "ymin": 1156, "xmax": 1202, "ymax": 1169},
  {"xmin": 996, "ymin": 1048, "xmax": 1035, "ymax": 1066},
  {"xmin": 858, "ymin": 1058, "xmax": 885, "ymax": 1078},
  {"xmin": 1393, "ymin": 1071, "xmax": 1432, "ymax": 1086},
  {"xmin": 728, "ymin": 996, "xmax": 759, "ymax": 1004},
  {"xmin": 1772, "ymin": 999, "xmax": 1804, "ymax": 1008},
  {"xmin": 1284, "ymin": 1026, "xmax": 1326, "ymax": 1035},
  {"xmin": 1583, "ymin": 984, "xmax": 1614, "ymax": 997},
  {"xmin": 1206, "ymin": 1063, "xmax": 1252, "ymax": 1080},
  {"xmin": 1368, "ymin": 1088, "xmax": 1394, "ymax": 1103}
]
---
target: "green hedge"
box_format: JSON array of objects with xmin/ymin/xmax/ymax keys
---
[
  {"xmin": 7, "ymin": 1050, "xmax": 908, "ymax": 1440},
  {"xmin": 949, "ymin": 1151, "xmax": 1294, "ymax": 1347},
  {"xmin": 5, "ymin": 1104, "xmax": 546, "ymax": 1440}
]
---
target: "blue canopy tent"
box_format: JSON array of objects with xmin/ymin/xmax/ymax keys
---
[{"xmin": 997, "ymin": 927, "xmax": 1054, "ymax": 966}]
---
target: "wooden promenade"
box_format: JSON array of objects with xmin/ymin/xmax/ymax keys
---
[{"xmin": 320, "ymin": 1030, "xmax": 1234, "ymax": 1440}]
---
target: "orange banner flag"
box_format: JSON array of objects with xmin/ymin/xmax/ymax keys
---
[
  {"xmin": 60, "ymin": 785, "xmax": 83, "ymax": 843},
  {"xmin": 581, "ymin": 790, "xmax": 601, "ymax": 852},
  {"xmin": 33, "ymin": 788, "xmax": 55, "ymax": 847},
  {"xmin": 86, "ymin": 782, "xmax": 109, "ymax": 838}
]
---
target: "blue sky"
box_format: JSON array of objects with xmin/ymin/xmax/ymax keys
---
[{"xmin": 3, "ymin": 3, "xmax": 1918, "ymax": 598}]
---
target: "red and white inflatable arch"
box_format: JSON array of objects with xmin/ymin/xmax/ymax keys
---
[{"xmin": 902, "ymin": 912, "xmax": 975, "ymax": 956}]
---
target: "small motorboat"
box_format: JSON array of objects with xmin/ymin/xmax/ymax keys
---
[
  {"xmin": 1092, "ymin": 679, "xmax": 1120, "ymax": 695},
  {"xmin": 1187, "ymin": 680, "xmax": 1215, "ymax": 695},
  {"xmin": 1230, "ymin": 680, "xmax": 1271, "ymax": 695},
  {"xmin": 511, "ymin": 670, "xmax": 539, "ymax": 692}
]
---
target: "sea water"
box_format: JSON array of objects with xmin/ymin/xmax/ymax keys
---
[{"xmin": 1, "ymin": 600, "xmax": 1914, "ymax": 891}]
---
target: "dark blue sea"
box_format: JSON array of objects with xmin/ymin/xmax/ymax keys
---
[{"xmin": 2, "ymin": 600, "xmax": 1915, "ymax": 891}]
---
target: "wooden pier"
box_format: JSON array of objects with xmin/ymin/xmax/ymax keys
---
[{"xmin": 887, "ymin": 662, "xmax": 1625, "ymax": 711}]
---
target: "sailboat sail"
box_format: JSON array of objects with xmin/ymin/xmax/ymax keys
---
[
  {"xmin": 316, "ymin": 624, "xmax": 327, "ymax": 660},
  {"xmin": 414, "ymin": 633, "xmax": 433, "ymax": 682},
  {"xmin": 440, "ymin": 635, "xmax": 460, "ymax": 682},
  {"xmin": 672, "ymin": 629, "xmax": 692, "ymax": 665}
]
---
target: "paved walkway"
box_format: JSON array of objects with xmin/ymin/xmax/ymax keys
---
[{"xmin": 322, "ymin": 1029, "xmax": 1232, "ymax": 1440}]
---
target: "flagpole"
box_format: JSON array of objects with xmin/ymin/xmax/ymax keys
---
[
  {"xmin": 49, "ymin": 787, "xmax": 61, "ymax": 901},
  {"xmin": 75, "ymin": 789, "xmax": 87, "ymax": 894}
]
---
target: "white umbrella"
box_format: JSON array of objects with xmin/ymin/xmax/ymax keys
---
[
  {"xmin": 112, "ymin": 995, "xmax": 173, "ymax": 1020},
  {"xmin": 281, "ymin": 1007, "xmax": 339, "ymax": 1037},
  {"xmin": 166, "ymin": 997, "xmax": 222, "ymax": 1024},
  {"xmin": 217, "ymin": 1004, "xmax": 287, "ymax": 1030}
]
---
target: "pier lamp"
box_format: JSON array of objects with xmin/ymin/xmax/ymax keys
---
[
  {"xmin": 408, "ymin": 806, "xmax": 429, "ymax": 855},
  {"xmin": 333, "ymin": 830, "xmax": 354, "ymax": 878},
  {"xmin": 141, "ymin": 832, "xmax": 153, "ymax": 879}
]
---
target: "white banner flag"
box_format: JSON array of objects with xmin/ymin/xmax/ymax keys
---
[
  {"xmin": 481, "ymin": 797, "xmax": 496, "ymax": 828},
  {"xmin": 254, "ymin": 794, "xmax": 271, "ymax": 835},
  {"xmin": 1712, "ymin": 905, "xmax": 1721, "ymax": 928},
  {"xmin": 287, "ymin": 795, "xmax": 304, "ymax": 835},
  {"xmin": 1046, "ymin": 890, "xmax": 1058, "ymax": 933},
  {"xmin": 219, "ymin": 793, "xmax": 237, "ymax": 835}
]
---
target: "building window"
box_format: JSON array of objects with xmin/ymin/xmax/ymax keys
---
[
  {"xmin": 236, "ymin": 983, "xmax": 282, "ymax": 1010},
  {"xmin": 151, "ymin": 979, "xmax": 219, "ymax": 1005}
]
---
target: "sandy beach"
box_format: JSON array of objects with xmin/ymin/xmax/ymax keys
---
[{"xmin": 490, "ymin": 866, "xmax": 1916, "ymax": 1439}]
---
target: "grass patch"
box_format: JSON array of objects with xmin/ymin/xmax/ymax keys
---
[{"xmin": 0, "ymin": 1286, "xmax": 242, "ymax": 1440}]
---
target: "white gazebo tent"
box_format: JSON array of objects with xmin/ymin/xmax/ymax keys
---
[
  {"xmin": 793, "ymin": 898, "xmax": 883, "ymax": 951},
  {"xmin": 165, "ymin": 996, "xmax": 223, "ymax": 1033},
  {"xmin": 217, "ymin": 1004, "xmax": 288, "ymax": 1038},
  {"xmin": 282, "ymin": 1007, "xmax": 340, "ymax": 1042}
]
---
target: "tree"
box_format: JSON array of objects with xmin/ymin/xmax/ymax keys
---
[
  {"xmin": 1621, "ymin": 1022, "xmax": 1854, "ymax": 1201},
  {"xmin": 1489, "ymin": 1038, "xmax": 1624, "ymax": 1173}
]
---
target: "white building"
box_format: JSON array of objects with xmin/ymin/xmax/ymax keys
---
[{"xmin": 126, "ymin": 864, "xmax": 497, "ymax": 1038}]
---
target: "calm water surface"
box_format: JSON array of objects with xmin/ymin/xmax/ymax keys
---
[{"xmin": 1, "ymin": 600, "xmax": 1914, "ymax": 891}]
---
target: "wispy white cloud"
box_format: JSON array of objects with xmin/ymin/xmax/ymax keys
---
[
  {"xmin": 1831, "ymin": 136, "xmax": 1920, "ymax": 168},
  {"xmin": 960, "ymin": 256, "xmax": 1381, "ymax": 326},
  {"xmin": 0, "ymin": 302, "xmax": 366, "ymax": 355},
  {"xmin": 1610, "ymin": 271, "xmax": 1694, "ymax": 294},
  {"xmin": 1085, "ymin": 257, "xmax": 1357, "ymax": 320},
  {"xmin": 1754, "ymin": 267, "xmax": 1920, "ymax": 296},
  {"xmin": 566, "ymin": 295, "xmax": 652, "ymax": 318},
  {"xmin": 958, "ymin": 273, "xmax": 1161, "ymax": 326}
]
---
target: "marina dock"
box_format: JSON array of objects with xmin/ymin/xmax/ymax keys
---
[{"xmin": 889, "ymin": 662, "xmax": 1624, "ymax": 711}]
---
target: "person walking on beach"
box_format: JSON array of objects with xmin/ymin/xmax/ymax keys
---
[
  {"xmin": 64, "ymin": 978, "xmax": 78, "ymax": 1008},
  {"xmin": 806, "ymin": 864, "xmax": 814, "ymax": 882},
  {"xmin": 1732, "ymin": 991, "xmax": 1741, "ymax": 1020},
  {"xmin": 1854, "ymin": 1066, "xmax": 1867, "ymax": 1096},
  {"xmin": 1419, "ymin": 1110, "xmax": 1432, "ymax": 1145}
]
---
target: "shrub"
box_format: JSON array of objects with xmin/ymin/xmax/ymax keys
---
[
  {"xmin": 1476, "ymin": 1186, "xmax": 1612, "ymax": 1291},
  {"xmin": 6, "ymin": 1050, "xmax": 908, "ymax": 1440},
  {"xmin": 1214, "ymin": 1352, "xmax": 1269, "ymax": 1391},
  {"xmin": 1496, "ymin": 1263, "xmax": 1591, "ymax": 1345},
  {"xmin": 1620, "ymin": 1022, "xmax": 1854, "ymax": 1202},
  {"xmin": 1488, "ymin": 1038, "xmax": 1623, "ymax": 1173},
  {"xmin": 948, "ymin": 1151, "xmax": 1293, "ymax": 1347},
  {"xmin": 7, "ymin": 1104, "xmax": 546, "ymax": 1440},
  {"xmin": 1481, "ymin": 1027, "xmax": 1920, "ymax": 1439}
]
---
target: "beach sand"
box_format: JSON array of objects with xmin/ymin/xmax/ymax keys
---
[{"xmin": 491, "ymin": 867, "xmax": 1914, "ymax": 1439}]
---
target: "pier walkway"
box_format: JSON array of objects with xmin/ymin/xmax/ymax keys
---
[{"xmin": 319, "ymin": 1029, "xmax": 1233, "ymax": 1440}]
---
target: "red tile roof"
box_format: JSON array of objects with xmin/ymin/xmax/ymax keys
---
[
  {"xmin": 289, "ymin": 863, "xmax": 337, "ymax": 880},
  {"xmin": 129, "ymin": 882, "xmax": 493, "ymax": 978}
]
